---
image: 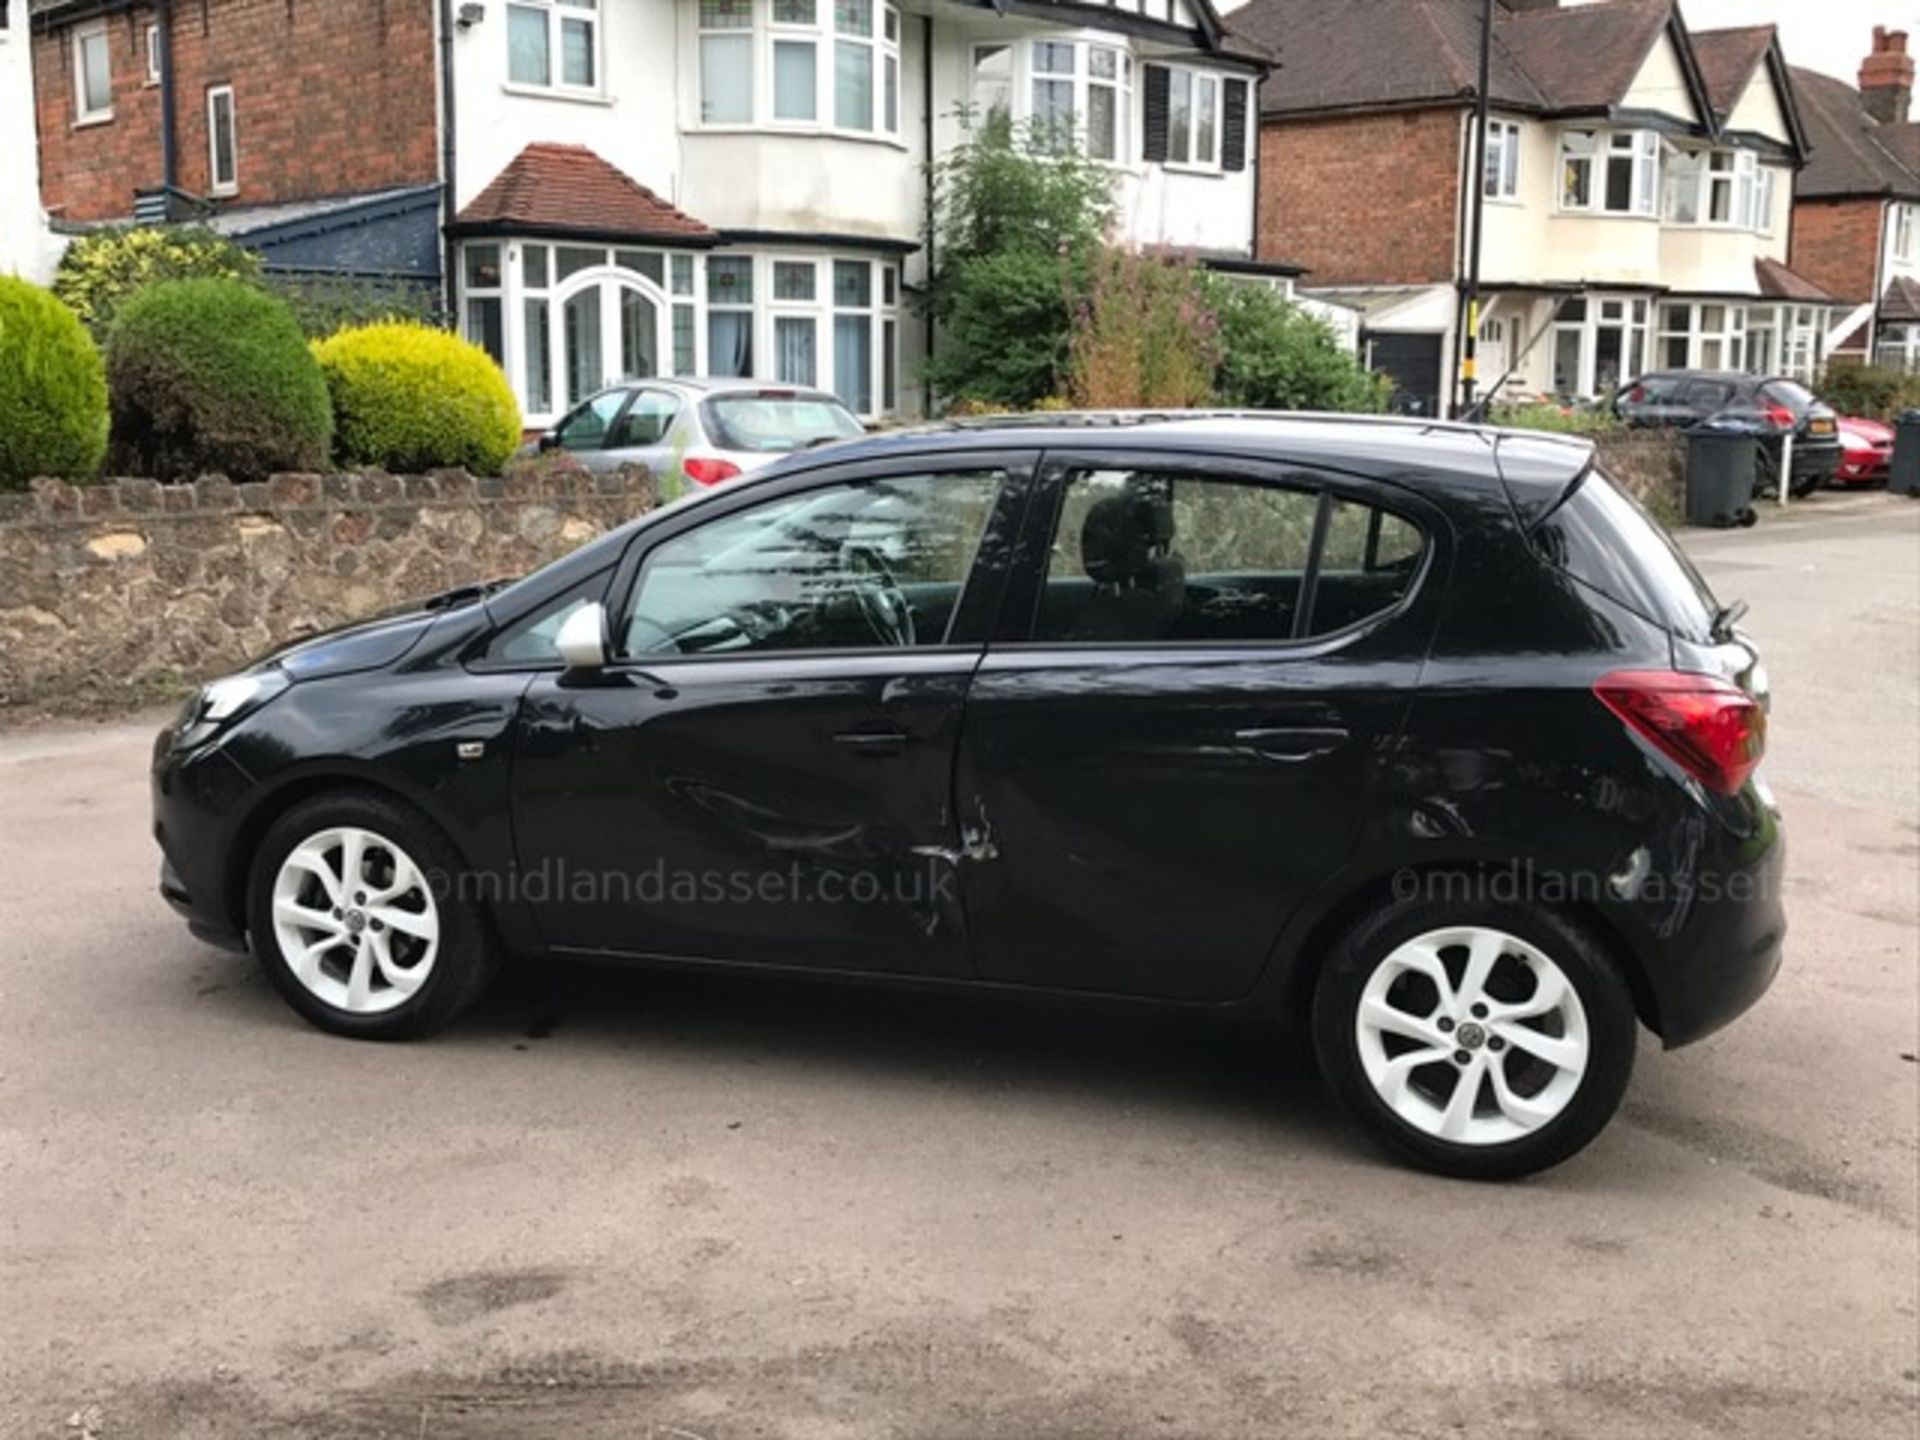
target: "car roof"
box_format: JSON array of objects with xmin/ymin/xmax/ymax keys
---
[
  {"xmin": 617, "ymin": 376, "xmax": 845, "ymax": 399},
  {"xmin": 765, "ymin": 409, "xmax": 1593, "ymax": 497}
]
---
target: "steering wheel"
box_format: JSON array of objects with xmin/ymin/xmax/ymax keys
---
[{"xmin": 841, "ymin": 544, "xmax": 916, "ymax": 648}]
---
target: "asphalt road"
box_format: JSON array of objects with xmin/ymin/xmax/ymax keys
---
[{"xmin": 2, "ymin": 492, "xmax": 1916, "ymax": 1439}]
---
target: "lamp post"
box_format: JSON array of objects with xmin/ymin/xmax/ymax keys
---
[{"xmin": 1459, "ymin": 0, "xmax": 1495, "ymax": 419}]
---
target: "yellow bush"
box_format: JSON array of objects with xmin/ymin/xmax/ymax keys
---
[{"xmin": 312, "ymin": 321, "xmax": 521, "ymax": 474}]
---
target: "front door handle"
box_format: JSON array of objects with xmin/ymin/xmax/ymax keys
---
[
  {"xmin": 1234, "ymin": 725, "xmax": 1350, "ymax": 762},
  {"xmin": 833, "ymin": 727, "xmax": 910, "ymax": 758}
]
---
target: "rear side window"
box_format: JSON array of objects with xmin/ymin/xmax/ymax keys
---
[
  {"xmin": 701, "ymin": 394, "xmax": 866, "ymax": 454},
  {"xmin": 1758, "ymin": 380, "xmax": 1815, "ymax": 414},
  {"xmin": 1623, "ymin": 375, "xmax": 1679, "ymax": 404},
  {"xmin": 1531, "ymin": 469, "xmax": 1718, "ymax": 641},
  {"xmin": 1682, "ymin": 379, "xmax": 1734, "ymax": 411},
  {"xmin": 1032, "ymin": 470, "xmax": 1427, "ymax": 644}
]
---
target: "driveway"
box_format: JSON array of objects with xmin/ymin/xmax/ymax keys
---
[{"xmin": 2, "ymin": 494, "xmax": 1915, "ymax": 1439}]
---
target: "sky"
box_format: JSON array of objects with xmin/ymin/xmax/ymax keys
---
[{"xmin": 1214, "ymin": 1, "xmax": 1920, "ymax": 87}]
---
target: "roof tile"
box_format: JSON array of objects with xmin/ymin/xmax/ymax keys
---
[{"xmin": 453, "ymin": 144, "xmax": 718, "ymax": 244}]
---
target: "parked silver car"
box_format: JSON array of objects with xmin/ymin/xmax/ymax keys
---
[{"xmin": 523, "ymin": 377, "xmax": 867, "ymax": 497}]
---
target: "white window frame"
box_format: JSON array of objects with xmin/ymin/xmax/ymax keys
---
[
  {"xmin": 1483, "ymin": 118, "xmax": 1521, "ymax": 202},
  {"xmin": 1895, "ymin": 203, "xmax": 1918, "ymax": 265},
  {"xmin": 144, "ymin": 23, "xmax": 161, "ymax": 85},
  {"xmin": 696, "ymin": 0, "xmax": 902, "ymax": 142},
  {"xmin": 505, "ymin": 0, "xmax": 602, "ymax": 99},
  {"xmin": 1164, "ymin": 65, "xmax": 1222, "ymax": 172},
  {"xmin": 206, "ymin": 84, "xmax": 238, "ymax": 196},
  {"xmin": 73, "ymin": 22, "xmax": 112, "ymax": 125},
  {"xmin": 1558, "ymin": 129, "xmax": 1658, "ymax": 217},
  {"xmin": 968, "ymin": 38, "xmax": 1132, "ymax": 166}
]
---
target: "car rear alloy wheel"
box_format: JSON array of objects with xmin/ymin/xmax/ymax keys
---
[
  {"xmin": 1314, "ymin": 898, "xmax": 1636, "ymax": 1179},
  {"xmin": 271, "ymin": 826, "xmax": 439, "ymax": 1016},
  {"xmin": 1354, "ymin": 927, "xmax": 1587, "ymax": 1146},
  {"xmin": 250, "ymin": 790, "xmax": 499, "ymax": 1039}
]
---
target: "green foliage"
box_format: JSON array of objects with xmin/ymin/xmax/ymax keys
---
[
  {"xmin": 923, "ymin": 115, "xmax": 1115, "ymax": 409},
  {"xmin": 0, "ymin": 277, "xmax": 108, "ymax": 491},
  {"xmin": 105, "ymin": 278, "xmax": 332, "ymax": 482},
  {"xmin": 1487, "ymin": 402, "xmax": 1624, "ymax": 436},
  {"xmin": 53, "ymin": 226, "xmax": 262, "ymax": 338},
  {"xmin": 1814, "ymin": 362, "xmax": 1920, "ymax": 421},
  {"xmin": 1201, "ymin": 276, "xmax": 1388, "ymax": 415},
  {"xmin": 1069, "ymin": 250, "xmax": 1221, "ymax": 409},
  {"xmin": 920, "ymin": 250, "xmax": 1078, "ymax": 411},
  {"xmin": 313, "ymin": 321, "xmax": 522, "ymax": 474},
  {"xmin": 268, "ymin": 273, "xmax": 443, "ymax": 340}
]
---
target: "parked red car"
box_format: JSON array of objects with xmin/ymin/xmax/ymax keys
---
[{"xmin": 1836, "ymin": 416, "xmax": 1894, "ymax": 484}]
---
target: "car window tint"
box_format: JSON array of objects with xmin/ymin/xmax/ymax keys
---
[
  {"xmin": 558, "ymin": 391, "xmax": 629, "ymax": 451},
  {"xmin": 614, "ymin": 391, "xmax": 678, "ymax": 447},
  {"xmin": 1532, "ymin": 468, "xmax": 1718, "ymax": 643},
  {"xmin": 1683, "ymin": 380, "xmax": 1734, "ymax": 410},
  {"xmin": 622, "ymin": 472, "xmax": 1005, "ymax": 657},
  {"xmin": 1035, "ymin": 470, "xmax": 1424, "ymax": 644},
  {"xmin": 483, "ymin": 570, "xmax": 610, "ymax": 666}
]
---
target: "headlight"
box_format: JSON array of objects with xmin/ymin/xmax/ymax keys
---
[{"xmin": 175, "ymin": 668, "xmax": 290, "ymax": 747}]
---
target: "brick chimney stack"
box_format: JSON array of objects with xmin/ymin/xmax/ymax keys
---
[{"xmin": 1860, "ymin": 26, "xmax": 1914, "ymax": 126}]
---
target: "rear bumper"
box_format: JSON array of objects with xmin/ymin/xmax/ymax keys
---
[{"xmin": 1634, "ymin": 799, "xmax": 1787, "ymax": 1049}]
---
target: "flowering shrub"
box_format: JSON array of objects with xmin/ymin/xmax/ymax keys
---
[
  {"xmin": 53, "ymin": 226, "xmax": 262, "ymax": 338},
  {"xmin": 1068, "ymin": 249, "xmax": 1221, "ymax": 409}
]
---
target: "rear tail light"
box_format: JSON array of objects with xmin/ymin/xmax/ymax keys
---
[
  {"xmin": 1593, "ymin": 670, "xmax": 1765, "ymax": 795},
  {"xmin": 1763, "ymin": 404, "xmax": 1796, "ymax": 431},
  {"xmin": 683, "ymin": 457, "xmax": 743, "ymax": 486}
]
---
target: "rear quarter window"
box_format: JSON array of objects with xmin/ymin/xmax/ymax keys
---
[{"xmin": 1531, "ymin": 469, "xmax": 1718, "ymax": 642}]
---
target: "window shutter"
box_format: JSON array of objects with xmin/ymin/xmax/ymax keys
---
[
  {"xmin": 1222, "ymin": 78, "xmax": 1250, "ymax": 172},
  {"xmin": 1142, "ymin": 64, "xmax": 1171, "ymax": 164}
]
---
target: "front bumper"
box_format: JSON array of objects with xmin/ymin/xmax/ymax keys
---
[{"xmin": 152, "ymin": 724, "xmax": 256, "ymax": 952}]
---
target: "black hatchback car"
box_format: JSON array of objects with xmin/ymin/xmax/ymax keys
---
[
  {"xmin": 152, "ymin": 414, "xmax": 1784, "ymax": 1179},
  {"xmin": 1611, "ymin": 370, "xmax": 1840, "ymax": 496}
]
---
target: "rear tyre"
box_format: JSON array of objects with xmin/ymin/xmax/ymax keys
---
[
  {"xmin": 247, "ymin": 790, "xmax": 500, "ymax": 1039},
  {"xmin": 1312, "ymin": 895, "xmax": 1636, "ymax": 1180}
]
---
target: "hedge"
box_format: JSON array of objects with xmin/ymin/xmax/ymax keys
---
[
  {"xmin": 105, "ymin": 278, "xmax": 332, "ymax": 482},
  {"xmin": 312, "ymin": 321, "xmax": 522, "ymax": 474},
  {"xmin": 0, "ymin": 277, "xmax": 109, "ymax": 492}
]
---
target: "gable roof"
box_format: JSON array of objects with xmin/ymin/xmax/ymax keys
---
[
  {"xmin": 451, "ymin": 144, "xmax": 719, "ymax": 246},
  {"xmin": 1238, "ymin": 0, "xmax": 1715, "ymax": 134},
  {"xmin": 1693, "ymin": 26, "xmax": 1774, "ymax": 120},
  {"xmin": 1754, "ymin": 257, "xmax": 1835, "ymax": 303},
  {"xmin": 1791, "ymin": 66, "xmax": 1920, "ymax": 201}
]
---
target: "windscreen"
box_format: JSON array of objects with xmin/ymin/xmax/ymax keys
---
[
  {"xmin": 1531, "ymin": 468, "xmax": 1721, "ymax": 643},
  {"xmin": 703, "ymin": 394, "xmax": 866, "ymax": 454}
]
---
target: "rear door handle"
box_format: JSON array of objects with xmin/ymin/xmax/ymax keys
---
[
  {"xmin": 1234, "ymin": 725, "xmax": 1350, "ymax": 762},
  {"xmin": 833, "ymin": 727, "xmax": 910, "ymax": 757}
]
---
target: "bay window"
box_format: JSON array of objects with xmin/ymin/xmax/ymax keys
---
[
  {"xmin": 1559, "ymin": 130, "xmax": 1657, "ymax": 216},
  {"xmin": 463, "ymin": 245, "xmax": 505, "ymax": 371},
  {"xmin": 507, "ymin": 0, "xmax": 599, "ymax": 93},
  {"xmin": 707, "ymin": 257, "xmax": 754, "ymax": 376},
  {"xmin": 1895, "ymin": 204, "xmax": 1917, "ymax": 264},
  {"xmin": 772, "ymin": 260, "xmax": 818, "ymax": 386},
  {"xmin": 833, "ymin": 260, "xmax": 873, "ymax": 415},
  {"xmin": 699, "ymin": 0, "xmax": 901, "ymax": 139},
  {"xmin": 970, "ymin": 43, "xmax": 1014, "ymax": 127},
  {"xmin": 968, "ymin": 38, "xmax": 1130, "ymax": 163},
  {"xmin": 1664, "ymin": 147, "xmax": 1778, "ymax": 233}
]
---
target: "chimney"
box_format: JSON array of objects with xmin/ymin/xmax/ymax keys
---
[{"xmin": 1860, "ymin": 26, "xmax": 1914, "ymax": 126}]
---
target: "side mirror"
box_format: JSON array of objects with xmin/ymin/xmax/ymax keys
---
[
  {"xmin": 538, "ymin": 432, "xmax": 562, "ymax": 453},
  {"xmin": 555, "ymin": 601, "xmax": 609, "ymax": 671}
]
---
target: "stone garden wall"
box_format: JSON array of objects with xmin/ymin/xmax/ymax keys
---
[{"xmin": 0, "ymin": 466, "xmax": 653, "ymax": 716}]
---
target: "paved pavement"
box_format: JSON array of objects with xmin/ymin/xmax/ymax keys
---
[{"xmin": 2, "ymin": 492, "xmax": 1916, "ymax": 1439}]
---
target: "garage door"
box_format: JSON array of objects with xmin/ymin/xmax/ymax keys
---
[{"xmin": 1366, "ymin": 333, "xmax": 1444, "ymax": 417}]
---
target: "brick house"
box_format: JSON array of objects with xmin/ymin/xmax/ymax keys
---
[
  {"xmin": 1788, "ymin": 28, "xmax": 1920, "ymax": 369},
  {"xmin": 1231, "ymin": 0, "xmax": 1830, "ymax": 416},
  {"xmin": 24, "ymin": 0, "xmax": 1279, "ymax": 426},
  {"xmin": 1, "ymin": 0, "xmax": 61, "ymax": 279}
]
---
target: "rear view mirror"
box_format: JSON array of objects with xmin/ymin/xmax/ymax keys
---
[{"xmin": 555, "ymin": 602, "xmax": 609, "ymax": 671}]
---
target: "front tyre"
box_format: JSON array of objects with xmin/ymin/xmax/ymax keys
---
[
  {"xmin": 248, "ymin": 790, "xmax": 499, "ymax": 1039},
  {"xmin": 1312, "ymin": 899, "xmax": 1636, "ymax": 1179}
]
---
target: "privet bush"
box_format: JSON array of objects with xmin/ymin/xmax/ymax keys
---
[
  {"xmin": 312, "ymin": 321, "xmax": 522, "ymax": 474},
  {"xmin": 1815, "ymin": 362, "xmax": 1920, "ymax": 421},
  {"xmin": 0, "ymin": 277, "xmax": 109, "ymax": 491},
  {"xmin": 106, "ymin": 279, "xmax": 332, "ymax": 482},
  {"xmin": 54, "ymin": 225, "xmax": 262, "ymax": 339}
]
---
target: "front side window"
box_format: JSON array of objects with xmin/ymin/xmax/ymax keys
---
[
  {"xmin": 508, "ymin": 0, "xmax": 599, "ymax": 92},
  {"xmin": 699, "ymin": 0, "xmax": 899, "ymax": 137},
  {"xmin": 74, "ymin": 23, "xmax": 111, "ymax": 122},
  {"xmin": 1483, "ymin": 119, "xmax": 1521, "ymax": 200},
  {"xmin": 1033, "ymin": 471, "xmax": 1423, "ymax": 644},
  {"xmin": 206, "ymin": 85, "xmax": 237, "ymax": 195},
  {"xmin": 1560, "ymin": 130, "xmax": 1657, "ymax": 216},
  {"xmin": 622, "ymin": 473, "xmax": 1006, "ymax": 657}
]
